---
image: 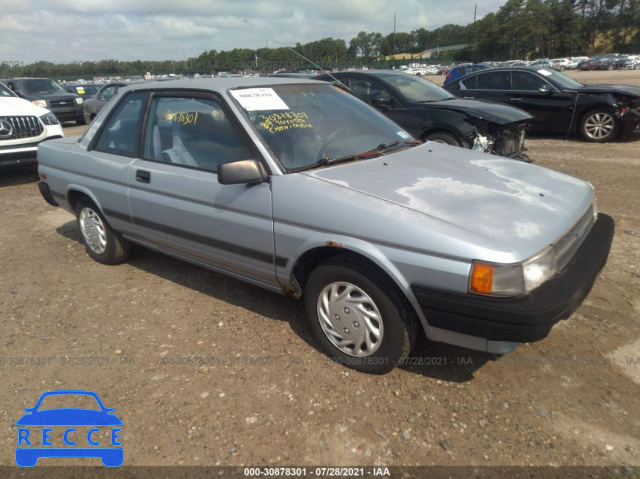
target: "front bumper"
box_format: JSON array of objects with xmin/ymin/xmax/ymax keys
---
[
  {"xmin": 411, "ymin": 213, "xmax": 614, "ymax": 343},
  {"xmin": 621, "ymin": 109, "xmax": 640, "ymax": 137},
  {"xmin": 51, "ymin": 105, "xmax": 84, "ymax": 123}
]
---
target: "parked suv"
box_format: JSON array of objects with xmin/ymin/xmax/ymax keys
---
[
  {"xmin": 0, "ymin": 82, "xmax": 64, "ymax": 168},
  {"xmin": 0, "ymin": 77, "xmax": 85, "ymax": 125}
]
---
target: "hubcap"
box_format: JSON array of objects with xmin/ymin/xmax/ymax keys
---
[
  {"xmin": 584, "ymin": 113, "xmax": 615, "ymax": 140},
  {"xmin": 316, "ymin": 282, "xmax": 384, "ymax": 357},
  {"xmin": 79, "ymin": 207, "xmax": 107, "ymax": 254}
]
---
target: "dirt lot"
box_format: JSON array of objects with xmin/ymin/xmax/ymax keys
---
[{"xmin": 0, "ymin": 70, "xmax": 639, "ymax": 475}]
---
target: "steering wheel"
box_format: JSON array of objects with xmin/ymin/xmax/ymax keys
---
[{"xmin": 317, "ymin": 128, "xmax": 352, "ymax": 161}]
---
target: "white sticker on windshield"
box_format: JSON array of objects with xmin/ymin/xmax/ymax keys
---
[
  {"xmin": 230, "ymin": 88, "xmax": 289, "ymax": 111},
  {"xmin": 397, "ymin": 131, "xmax": 410, "ymax": 139},
  {"xmin": 538, "ymin": 69, "xmax": 552, "ymax": 76}
]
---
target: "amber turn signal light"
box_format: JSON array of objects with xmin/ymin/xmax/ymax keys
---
[{"xmin": 470, "ymin": 263, "xmax": 494, "ymax": 294}]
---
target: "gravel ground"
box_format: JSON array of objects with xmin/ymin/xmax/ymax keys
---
[{"xmin": 0, "ymin": 70, "xmax": 639, "ymax": 475}]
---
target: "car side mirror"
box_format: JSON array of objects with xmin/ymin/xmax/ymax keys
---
[
  {"xmin": 372, "ymin": 94, "xmax": 393, "ymax": 108},
  {"xmin": 539, "ymin": 84, "xmax": 553, "ymax": 94},
  {"xmin": 218, "ymin": 159, "xmax": 267, "ymax": 185}
]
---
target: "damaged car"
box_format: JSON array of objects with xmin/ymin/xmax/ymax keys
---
[
  {"xmin": 443, "ymin": 66, "xmax": 640, "ymax": 142},
  {"xmin": 37, "ymin": 77, "xmax": 613, "ymax": 374},
  {"xmin": 317, "ymin": 70, "xmax": 533, "ymax": 160}
]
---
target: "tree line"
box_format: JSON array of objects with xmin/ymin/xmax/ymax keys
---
[{"xmin": 1, "ymin": 0, "xmax": 638, "ymax": 79}]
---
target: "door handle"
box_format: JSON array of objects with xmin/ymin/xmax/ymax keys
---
[
  {"xmin": 510, "ymin": 98, "xmax": 523, "ymax": 101},
  {"xmin": 136, "ymin": 170, "xmax": 151, "ymax": 183}
]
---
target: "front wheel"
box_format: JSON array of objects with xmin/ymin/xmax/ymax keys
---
[
  {"xmin": 76, "ymin": 198, "xmax": 130, "ymax": 265},
  {"xmin": 304, "ymin": 257, "xmax": 416, "ymax": 374},
  {"xmin": 578, "ymin": 109, "xmax": 620, "ymax": 142},
  {"xmin": 423, "ymin": 131, "xmax": 461, "ymax": 147}
]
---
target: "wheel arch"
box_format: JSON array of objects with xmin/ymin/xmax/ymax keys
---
[
  {"xmin": 65, "ymin": 186, "xmax": 102, "ymax": 213},
  {"xmin": 287, "ymin": 239, "xmax": 425, "ymax": 326}
]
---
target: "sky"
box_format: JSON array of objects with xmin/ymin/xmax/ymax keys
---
[{"xmin": 2, "ymin": 0, "xmax": 505, "ymax": 65}]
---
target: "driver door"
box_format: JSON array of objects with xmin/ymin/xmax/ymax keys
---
[{"xmin": 127, "ymin": 91, "xmax": 278, "ymax": 288}]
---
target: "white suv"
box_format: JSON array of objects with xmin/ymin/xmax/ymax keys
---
[{"xmin": 0, "ymin": 82, "xmax": 64, "ymax": 168}]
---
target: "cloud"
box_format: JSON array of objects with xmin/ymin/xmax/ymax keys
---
[{"xmin": 1, "ymin": 0, "xmax": 505, "ymax": 64}]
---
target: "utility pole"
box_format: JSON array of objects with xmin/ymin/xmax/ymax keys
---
[
  {"xmin": 474, "ymin": 4, "xmax": 477, "ymax": 22},
  {"xmin": 393, "ymin": 12, "xmax": 396, "ymax": 55}
]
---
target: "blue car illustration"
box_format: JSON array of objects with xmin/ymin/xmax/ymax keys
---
[{"xmin": 16, "ymin": 390, "xmax": 123, "ymax": 467}]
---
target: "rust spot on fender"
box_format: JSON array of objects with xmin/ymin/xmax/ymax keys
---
[
  {"xmin": 282, "ymin": 286, "xmax": 301, "ymax": 300},
  {"xmin": 326, "ymin": 240, "xmax": 345, "ymax": 248}
]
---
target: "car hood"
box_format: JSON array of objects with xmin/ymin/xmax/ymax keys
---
[
  {"xmin": 301, "ymin": 142, "xmax": 593, "ymax": 260},
  {"xmin": 575, "ymin": 84, "xmax": 640, "ymax": 97},
  {"xmin": 419, "ymin": 98, "xmax": 533, "ymax": 124},
  {"xmin": 16, "ymin": 409, "xmax": 123, "ymax": 426},
  {"xmin": 0, "ymin": 96, "xmax": 50, "ymax": 116}
]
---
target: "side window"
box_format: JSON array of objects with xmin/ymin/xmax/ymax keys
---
[
  {"xmin": 476, "ymin": 71, "xmax": 511, "ymax": 90},
  {"xmin": 459, "ymin": 75, "xmax": 477, "ymax": 90},
  {"xmin": 98, "ymin": 85, "xmax": 118, "ymax": 102},
  {"xmin": 94, "ymin": 91, "xmax": 147, "ymax": 156},
  {"xmin": 143, "ymin": 95, "xmax": 253, "ymax": 173},
  {"xmin": 347, "ymin": 78, "xmax": 387, "ymax": 104},
  {"xmin": 512, "ymin": 72, "xmax": 549, "ymax": 91}
]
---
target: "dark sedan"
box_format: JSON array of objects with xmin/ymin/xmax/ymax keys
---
[
  {"xmin": 317, "ymin": 70, "xmax": 533, "ymax": 159},
  {"xmin": 443, "ymin": 66, "xmax": 640, "ymax": 142}
]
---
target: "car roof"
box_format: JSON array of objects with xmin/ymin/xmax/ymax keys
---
[
  {"xmin": 115, "ymin": 77, "xmax": 318, "ymax": 94},
  {"xmin": 320, "ymin": 70, "xmax": 410, "ymax": 77}
]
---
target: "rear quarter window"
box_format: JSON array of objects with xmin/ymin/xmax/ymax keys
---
[{"xmin": 94, "ymin": 91, "xmax": 147, "ymax": 157}]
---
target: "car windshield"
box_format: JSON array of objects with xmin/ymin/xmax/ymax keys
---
[
  {"xmin": 232, "ymin": 83, "xmax": 416, "ymax": 171},
  {"xmin": 535, "ymin": 68, "xmax": 584, "ymax": 90},
  {"xmin": 18, "ymin": 79, "xmax": 67, "ymax": 95},
  {"xmin": 0, "ymin": 82, "xmax": 16, "ymax": 97},
  {"xmin": 382, "ymin": 73, "xmax": 454, "ymax": 102},
  {"xmin": 37, "ymin": 394, "xmax": 102, "ymax": 411}
]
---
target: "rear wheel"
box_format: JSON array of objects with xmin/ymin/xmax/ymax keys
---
[
  {"xmin": 424, "ymin": 131, "xmax": 461, "ymax": 147},
  {"xmin": 578, "ymin": 109, "xmax": 620, "ymax": 142},
  {"xmin": 304, "ymin": 257, "xmax": 417, "ymax": 374},
  {"xmin": 75, "ymin": 198, "xmax": 130, "ymax": 265}
]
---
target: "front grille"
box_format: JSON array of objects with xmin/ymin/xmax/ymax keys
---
[
  {"xmin": 0, "ymin": 116, "xmax": 44, "ymax": 140},
  {"xmin": 493, "ymin": 127, "xmax": 526, "ymax": 157},
  {"xmin": 49, "ymin": 99, "xmax": 76, "ymax": 107},
  {"xmin": 553, "ymin": 204, "xmax": 595, "ymax": 272}
]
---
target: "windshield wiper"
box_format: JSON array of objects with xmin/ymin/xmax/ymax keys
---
[
  {"xmin": 291, "ymin": 140, "xmax": 420, "ymax": 173},
  {"xmin": 375, "ymin": 140, "xmax": 421, "ymax": 153}
]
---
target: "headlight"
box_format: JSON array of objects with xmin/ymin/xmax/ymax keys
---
[
  {"xmin": 472, "ymin": 134, "xmax": 493, "ymax": 153},
  {"xmin": 470, "ymin": 246, "xmax": 557, "ymax": 297},
  {"xmin": 522, "ymin": 246, "xmax": 557, "ymax": 292},
  {"xmin": 32, "ymin": 99, "xmax": 48, "ymax": 108},
  {"xmin": 39, "ymin": 112, "xmax": 60, "ymax": 126},
  {"xmin": 76, "ymin": 97, "xmax": 84, "ymax": 105}
]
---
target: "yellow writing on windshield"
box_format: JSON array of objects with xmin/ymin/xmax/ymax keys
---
[{"xmin": 259, "ymin": 112, "xmax": 313, "ymax": 133}]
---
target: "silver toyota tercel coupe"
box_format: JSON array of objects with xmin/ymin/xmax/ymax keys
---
[{"xmin": 37, "ymin": 77, "xmax": 614, "ymax": 374}]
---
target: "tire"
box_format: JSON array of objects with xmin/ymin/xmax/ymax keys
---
[
  {"xmin": 607, "ymin": 64, "xmax": 615, "ymax": 71},
  {"xmin": 578, "ymin": 108, "xmax": 620, "ymax": 143},
  {"xmin": 75, "ymin": 198, "xmax": 130, "ymax": 265},
  {"xmin": 304, "ymin": 256, "xmax": 417, "ymax": 374},
  {"xmin": 424, "ymin": 131, "xmax": 461, "ymax": 147}
]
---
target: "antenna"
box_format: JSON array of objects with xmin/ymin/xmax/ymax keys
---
[{"xmin": 244, "ymin": 19, "xmax": 350, "ymax": 91}]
